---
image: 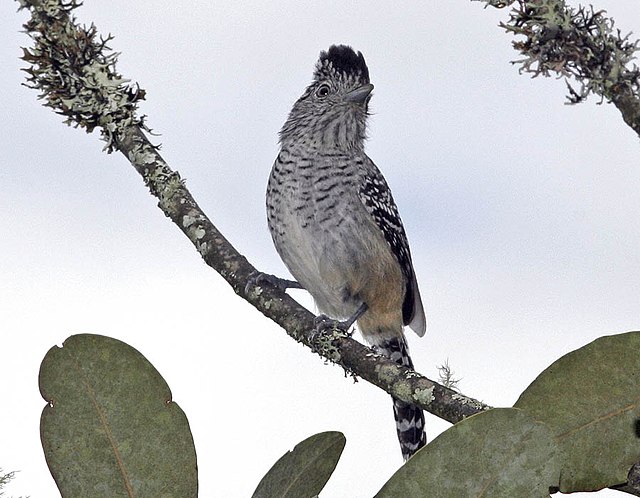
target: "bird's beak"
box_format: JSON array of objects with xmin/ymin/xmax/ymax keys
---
[{"xmin": 345, "ymin": 83, "xmax": 374, "ymax": 104}]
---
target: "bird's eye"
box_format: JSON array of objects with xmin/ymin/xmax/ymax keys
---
[{"xmin": 315, "ymin": 84, "xmax": 330, "ymax": 98}]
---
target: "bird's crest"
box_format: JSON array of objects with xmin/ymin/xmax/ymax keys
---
[{"xmin": 315, "ymin": 45, "xmax": 370, "ymax": 84}]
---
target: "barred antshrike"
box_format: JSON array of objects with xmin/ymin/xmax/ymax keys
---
[{"xmin": 266, "ymin": 44, "xmax": 427, "ymax": 460}]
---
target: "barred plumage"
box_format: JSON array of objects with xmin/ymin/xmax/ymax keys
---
[
  {"xmin": 359, "ymin": 169, "xmax": 425, "ymax": 334},
  {"xmin": 266, "ymin": 44, "xmax": 427, "ymax": 461},
  {"xmin": 374, "ymin": 336, "xmax": 428, "ymax": 459}
]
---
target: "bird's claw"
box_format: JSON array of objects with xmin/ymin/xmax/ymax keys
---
[
  {"xmin": 309, "ymin": 314, "xmax": 355, "ymax": 342},
  {"xmin": 245, "ymin": 271, "xmax": 302, "ymax": 295}
]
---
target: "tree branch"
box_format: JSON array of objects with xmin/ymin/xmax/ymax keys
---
[
  {"xmin": 17, "ymin": 0, "xmax": 489, "ymax": 427},
  {"xmin": 474, "ymin": 0, "xmax": 640, "ymax": 138}
]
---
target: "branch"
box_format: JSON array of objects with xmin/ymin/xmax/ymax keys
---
[
  {"xmin": 474, "ymin": 0, "xmax": 640, "ymax": 138},
  {"xmin": 17, "ymin": 0, "xmax": 488, "ymax": 427}
]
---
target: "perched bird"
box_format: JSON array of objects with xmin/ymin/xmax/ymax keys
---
[{"xmin": 266, "ymin": 44, "xmax": 427, "ymax": 460}]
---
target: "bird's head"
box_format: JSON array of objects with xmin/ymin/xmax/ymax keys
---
[{"xmin": 280, "ymin": 45, "xmax": 373, "ymax": 151}]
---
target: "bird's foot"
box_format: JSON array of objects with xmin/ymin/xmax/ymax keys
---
[
  {"xmin": 309, "ymin": 303, "xmax": 368, "ymax": 341},
  {"xmin": 307, "ymin": 315, "xmax": 354, "ymax": 359},
  {"xmin": 244, "ymin": 270, "xmax": 302, "ymax": 295},
  {"xmin": 311, "ymin": 314, "xmax": 353, "ymax": 338},
  {"xmin": 307, "ymin": 304, "xmax": 368, "ymax": 362}
]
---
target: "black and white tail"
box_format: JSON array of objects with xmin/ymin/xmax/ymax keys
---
[{"xmin": 375, "ymin": 336, "xmax": 427, "ymax": 461}]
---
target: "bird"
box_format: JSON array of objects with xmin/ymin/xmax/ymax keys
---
[{"xmin": 265, "ymin": 44, "xmax": 427, "ymax": 461}]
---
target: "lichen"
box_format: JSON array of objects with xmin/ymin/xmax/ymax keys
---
[
  {"xmin": 308, "ymin": 323, "xmax": 352, "ymax": 364},
  {"xmin": 376, "ymin": 363, "xmax": 399, "ymax": 383},
  {"xmin": 473, "ymin": 0, "xmax": 516, "ymax": 7},
  {"xmin": 195, "ymin": 240, "xmax": 209, "ymax": 257},
  {"xmin": 182, "ymin": 214, "xmax": 198, "ymax": 229},
  {"xmin": 452, "ymin": 392, "xmax": 489, "ymax": 412},
  {"xmin": 148, "ymin": 169, "xmax": 184, "ymax": 209},
  {"xmin": 19, "ymin": 0, "xmax": 145, "ymax": 152},
  {"xmin": 394, "ymin": 382, "xmax": 413, "ymax": 401},
  {"xmin": 127, "ymin": 145, "xmax": 156, "ymax": 166},
  {"xmin": 499, "ymin": 0, "xmax": 640, "ymax": 105},
  {"xmin": 414, "ymin": 386, "xmax": 435, "ymax": 405},
  {"xmin": 245, "ymin": 282, "xmax": 264, "ymax": 301}
]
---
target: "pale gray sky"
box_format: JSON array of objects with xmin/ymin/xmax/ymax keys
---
[{"xmin": 2, "ymin": 2, "xmax": 640, "ymax": 497}]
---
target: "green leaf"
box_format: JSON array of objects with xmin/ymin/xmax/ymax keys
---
[
  {"xmin": 39, "ymin": 334, "xmax": 197, "ymax": 498},
  {"xmin": 252, "ymin": 431, "xmax": 345, "ymax": 498},
  {"xmin": 514, "ymin": 330, "xmax": 640, "ymax": 492},
  {"xmin": 375, "ymin": 408, "xmax": 558, "ymax": 498}
]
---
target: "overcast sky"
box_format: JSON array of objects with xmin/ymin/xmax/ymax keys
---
[{"xmin": 2, "ymin": 1, "xmax": 640, "ymax": 497}]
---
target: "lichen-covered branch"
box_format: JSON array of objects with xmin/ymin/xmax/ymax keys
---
[
  {"xmin": 474, "ymin": 0, "xmax": 640, "ymax": 137},
  {"xmin": 19, "ymin": 0, "xmax": 145, "ymax": 151},
  {"xmin": 17, "ymin": 0, "xmax": 488, "ymax": 426}
]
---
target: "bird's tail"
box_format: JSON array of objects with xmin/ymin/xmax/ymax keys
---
[{"xmin": 373, "ymin": 335, "xmax": 427, "ymax": 461}]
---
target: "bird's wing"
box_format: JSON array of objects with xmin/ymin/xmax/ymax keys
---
[{"xmin": 358, "ymin": 157, "xmax": 426, "ymax": 336}]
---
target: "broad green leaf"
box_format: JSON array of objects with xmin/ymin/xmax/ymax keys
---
[
  {"xmin": 40, "ymin": 334, "xmax": 197, "ymax": 498},
  {"xmin": 515, "ymin": 331, "xmax": 640, "ymax": 492},
  {"xmin": 252, "ymin": 431, "xmax": 345, "ymax": 498},
  {"xmin": 376, "ymin": 408, "xmax": 558, "ymax": 498}
]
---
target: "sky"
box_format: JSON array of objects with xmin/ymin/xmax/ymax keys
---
[{"xmin": 1, "ymin": 1, "xmax": 640, "ymax": 497}]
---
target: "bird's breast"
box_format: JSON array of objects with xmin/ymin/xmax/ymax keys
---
[{"xmin": 266, "ymin": 151, "xmax": 403, "ymax": 319}]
